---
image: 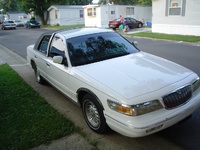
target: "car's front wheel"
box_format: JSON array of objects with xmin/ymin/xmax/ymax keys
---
[{"xmin": 82, "ymin": 94, "xmax": 109, "ymax": 134}]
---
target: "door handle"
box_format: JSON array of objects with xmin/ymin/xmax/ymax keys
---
[
  {"xmin": 34, "ymin": 55, "xmax": 37, "ymax": 58},
  {"xmin": 46, "ymin": 62, "xmax": 50, "ymax": 66}
]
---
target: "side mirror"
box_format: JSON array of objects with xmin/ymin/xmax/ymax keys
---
[
  {"xmin": 53, "ymin": 56, "xmax": 63, "ymax": 64},
  {"xmin": 132, "ymin": 41, "xmax": 138, "ymax": 47}
]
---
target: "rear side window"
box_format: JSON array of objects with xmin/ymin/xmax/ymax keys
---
[{"xmin": 38, "ymin": 35, "xmax": 51, "ymax": 54}]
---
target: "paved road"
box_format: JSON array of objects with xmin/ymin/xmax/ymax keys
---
[{"xmin": 1, "ymin": 27, "xmax": 200, "ymax": 150}]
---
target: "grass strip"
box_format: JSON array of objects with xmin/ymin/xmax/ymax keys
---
[
  {"xmin": 130, "ymin": 32, "xmax": 200, "ymax": 42},
  {"xmin": 0, "ymin": 64, "xmax": 77, "ymax": 149},
  {"xmin": 43, "ymin": 24, "xmax": 85, "ymax": 30}
]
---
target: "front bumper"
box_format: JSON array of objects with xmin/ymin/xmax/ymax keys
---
[
  {"xmin": 4, "ymin": 26, "xmax": 16, "ymax": 29},
  {"xmin": 105, "ymin": 88, "xmax": 200, "ymax": 137}
]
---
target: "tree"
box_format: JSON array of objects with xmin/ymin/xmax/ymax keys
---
[
  {"xmin": 19, "ymin": 0, "xmax": 92, "ymax": 25},
  {"xmin": 0, "ymin": 0, "xmax": 93, "ymax": 25},
  {"xmin": 137, "ymin": 0, "xmax": 152, "ymax": 5},
  {"xmin": 0, "ymin": 0, "xmax": 22, "ymax": 12},
  {"xmin": 98, "ymin": 0, "xmax": 151, "ymax": 5}
]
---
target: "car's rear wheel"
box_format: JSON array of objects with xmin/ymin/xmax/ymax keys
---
[
  {"xmin": 35, "ymin": 68, "xmax": 45, "ymax": 84},
  {"xmin": 32, "ymin": 62, "xmax": 45, "ymax": 84},
  {"xmin": 82, "ymin": 94, "xmax": 109, "ymax": 134}
]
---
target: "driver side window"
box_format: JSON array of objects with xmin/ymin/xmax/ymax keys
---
[
  {"xmin": 49, "ymin": 36, "xmax": 68, "ymax": 66},
  {"xmin": 49, "ymin": 36, "xmax": 65, "ymax": 58}
]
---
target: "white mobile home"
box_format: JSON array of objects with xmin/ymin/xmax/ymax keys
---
[
  {"xmin": 6, "ymin": 12, "xmax": 28, "ymax": 22},
  {"xmin": 48, "ymin": 5, "xmax": 84, "ymax": 26},
  {"xmin": 152, "ymin": 0, "xmax": 200, "ymax": 36},
  {"xmin": 83, "ymin": 4, "xmax": 152, "ymax": 28}
]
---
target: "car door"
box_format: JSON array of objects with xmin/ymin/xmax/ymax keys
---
[
  {"xmin": 33, "ymin": 35, "xmax": 51, "ymax": 79},
  {"xmin": 129, "ymin": 18, "xmax": 138, "ymax": 28},
  {"xmin": 45, "ymin": 35, "xmax": 71, "ymax": 97},
  {"xmin": 124, "ymin": 18, "xmax": 131, "ymax": 28}
]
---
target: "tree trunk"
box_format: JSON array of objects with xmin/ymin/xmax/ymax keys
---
[
  {"xmin": 39, "ymin": 11, "xmax": 49, "ymax": 25},
  {"xmin": 39, "ymin": 14, "xmax": 45, "ymax": 25}
]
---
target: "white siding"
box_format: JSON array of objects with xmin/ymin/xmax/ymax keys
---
[
  {"xmin": 84, "ymin": 6, "xmax": 101, "ymax": 27},
  {"xmin": 48, "ymin": 6, "xmax": 84, "ymax": 26},
  {"xmin": 59, "ymin": 9, "xmax": 84, "ymax": 26},
  {"xmin": 152, "ymin": 0, "xmax": 200, "ymax": 36},
  {"xmin": 49, "ymin": 9, "xmax": 59, "ymax": 25},
  {"xmin": 84, "ymin": 5, "xmax": 152, "ymax": 28}
]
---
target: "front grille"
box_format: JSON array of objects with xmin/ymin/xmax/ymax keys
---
[{"xmin": 162, "ymin": 85, "xmax": 192, "ymax": 109}]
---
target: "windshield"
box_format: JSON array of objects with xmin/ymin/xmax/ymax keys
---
[
  {"xmin": 67, "ymin": 32, "xmax": 139, "ymax": 66},
  {"xmin": 7, "ymin": 21, "xmax": 14, "ymax": 23},
  {"xmin": 30, "ymin": 21, "xmax": 38, "ymax": 24}
]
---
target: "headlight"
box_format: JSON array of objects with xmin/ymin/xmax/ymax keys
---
[
  {"xmin": 107, "ymin": 99, "xmax": 163, "ymax": 116},
  {"xmin": 192, "ymin": 77, "xmax": 200, "ymax": 92}
]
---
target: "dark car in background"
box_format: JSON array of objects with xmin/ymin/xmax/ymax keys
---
[
  {"xmin": 13, "ymin": 20, "xmax": 25, "ymax": 27},
  {"xmin": 1, "ymin": 20, "xmax": 16, "ymax": 30},
  {"xmin": 25, "ymin": 20, "xmax": 40, "ymax": 28},
  {"xmin": 108, "ymin": 17, "xmax": 143, "ymax": 29}
]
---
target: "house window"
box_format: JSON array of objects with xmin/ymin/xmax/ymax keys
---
[
  {"xmin": 87, "ymin": 8, "xmax": 92, "ymax": 16},
  {"xmin": 166, "ymin": 0, "xmax": 186, "ymax": 16},
  {"xmin": 169, "ymin": 0, "xmax": 181, "ymax": 15},
  {"xmin": 111, "ymin": 11, "xmax": 115, "ymax": 15},
  {"xmin": 80, "ymin": 10, "xmax": 84, "ymax": 18},
  {"xmin": 126, "ymin": 7, "xmax": 134, "ymax": 15},
  {"xmin": 87, "ymin": 8, "xmax": 96, "ymax": 17}
]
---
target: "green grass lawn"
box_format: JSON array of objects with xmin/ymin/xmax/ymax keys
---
[
  {"xmin": 43, "ymin": 24, "xmax": 85, "ymax": 30},
  {"xmin": 130, "ymin": 31, "xmax": 200, "ymax": 42},
  {"xmin": 0, "ymin": 64, "xmax": 77, "ymax": 149}
]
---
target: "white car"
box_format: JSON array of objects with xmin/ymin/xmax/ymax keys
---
[
  {"xmin": 13, "ymin": 20, "xmax": 25, "ymax": 27},
  {"xmin": 27, "ymin": 28, "xmax": 200, "ymax": 137},
  {"xmin": 1, "ymin": 20, "xmax": 16, "ymax": 30}
]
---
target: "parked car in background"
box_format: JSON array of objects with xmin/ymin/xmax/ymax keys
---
[
  {"xmin": 13, "ymin": 20, "xmax": 25, "ymax": 27},
  {"xmin": 27, "ymin": 28, "xmax": 200, "ymax": 137},
  {"xmin": 109, "ymin": 17, "xmax": 143, "ymax": 29},
  {"xmin": 1, "ymin": 20, "xmax": 16, "ymax": 30},
  {"xmin": 25, "ymin": 20, "xmax": 40, "ymax": 28}
]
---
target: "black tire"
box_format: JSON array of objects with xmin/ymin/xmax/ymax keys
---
[
  {"xmin": 82, "ymin": 94, "xmax": 109, "ymax": 134},
  {"xmin": 138, "ymin": 23, "xmax": 142, "ymax": 28},
  {"xmin": 32, "ymin": 62, "xmax": 45, "ymax": 84}
]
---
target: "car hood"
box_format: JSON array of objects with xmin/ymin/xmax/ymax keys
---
[{"xmin": 77, "ymin": 52, "xmax": 192, "ymax": 99}]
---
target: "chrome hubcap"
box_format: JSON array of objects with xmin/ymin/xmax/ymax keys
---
[{"xmin": 85, "ymin": 101, "xmax": 100, "ymax": 128}]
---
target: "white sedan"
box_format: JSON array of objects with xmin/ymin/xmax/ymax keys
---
[{"xmin": 27, "ymin": 28, "xmax": 200, "ymax": 137}]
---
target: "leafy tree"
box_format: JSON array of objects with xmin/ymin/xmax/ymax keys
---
[
  {"xmin": 137, "ymin": 0, "xmax": 152, "ymax": 5},
  {"xmin": 19, "ymin": 0, "xmax": 92, "ymax": 25},
  {"xmin": 98, "ymin": 0, "xmax": 151, "ymax": 5},
  {"xmin": 0, "ymin": 0, "xmax": 22, "ymax": 12},
  {"xmin": 112, "ymin": 0, "xmax": 137, "ymax": 5},
  {"xmin": 0, "ymin": 0, "xmax": 92, "ymax": 25}
]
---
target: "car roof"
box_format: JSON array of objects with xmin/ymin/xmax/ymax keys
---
[
  {"xmin": 34, "ymin": 28, "xmax": 115, "ymax": 49},
  {"xmin": 57, "ymin": 28, "xmax": 115, "ymax": 39}
]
